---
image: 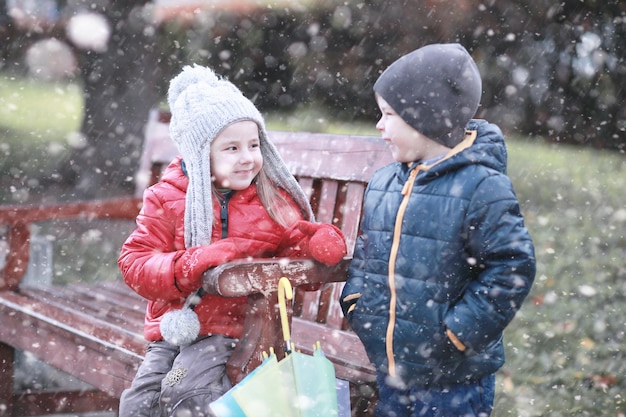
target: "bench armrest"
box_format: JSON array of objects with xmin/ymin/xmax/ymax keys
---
[
  {"xmin": 0, "ymin": 197, "xmax": 142, "ymax": 291},
  {"xmin": 202, "ymin": 257, "xmax": 350, "ymax": 383},
  {"xmin": 202, "ymin": 257, "xmax": 350, "ymax": 297}
]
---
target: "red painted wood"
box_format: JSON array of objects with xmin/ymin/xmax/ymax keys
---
[
  {"xmin": 12, "ymin": 389, "xmax": 119, "ymax": 416},
  {"xmin": 0, "ymin": 342, "xmax": 15, "ymax": 415},
  {"xmin": 0, "ymin": 289, "xmax": 145, "ymax": 397}
]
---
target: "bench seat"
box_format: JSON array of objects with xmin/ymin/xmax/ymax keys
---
[{"xmin": 0, "ymin": 281, "xmax": 144, "ymax": 414}]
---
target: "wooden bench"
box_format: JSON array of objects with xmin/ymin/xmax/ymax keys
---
[{"xmin": 0, "ymin": 112, "xmax": 392, "ymax": 416}]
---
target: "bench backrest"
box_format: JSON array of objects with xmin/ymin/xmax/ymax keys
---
[
  {"xmin": 267, "ymin": 131, "xmax": 392, "ymax": 331},
  {"xmin": 135, "ymin": 109, "xmax": 176, "ymax": 197},
  {"xmin": 270, "ymin": 131, "xmax": 391, "ymax": 253}
]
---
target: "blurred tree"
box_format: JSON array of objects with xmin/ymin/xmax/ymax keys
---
[
  {"xmin": 470, "ymin": 0, "xmax": 625, "ymax": 150},
  {"xmin": 174, "ymin": 0, "xmax": 623, "ymax": 151},
  {"xmin": 0, "ymin": 0, "xmax": 21, "ymax": 73},
  {"xmin": 2, "ymin": 0, "xmax": 173, "ymax": 198},
  {"xmin": 59, "ymin": 0, "xmax": 171, "ymax": 198},
  {"xmin": 299, "ymin": 0, "xmax": 625, "ymax": 150},
  {"xmin": 0, "ymin": 1, "xmax": 12, "ymax": 64}
]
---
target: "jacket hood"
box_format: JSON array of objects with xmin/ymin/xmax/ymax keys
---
[
  {"xmin": 157, "ymin": 157, "xmax": 189, "ymax": 193},
  {"xmin": 421, "ymin": 119, "xmax": 508, "ymax": 180}
]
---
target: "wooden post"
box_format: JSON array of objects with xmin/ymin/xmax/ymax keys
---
[{"xmin": 0, "ymin": 342, "xmax": 15, "ymax": 416}]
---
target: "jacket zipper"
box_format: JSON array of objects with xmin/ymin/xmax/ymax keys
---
[
  {"xmin": 384, "ymin": 129, "xmax": 478, "ymax": 378},
  {"xmin": 386, "ymin": 165, "xmax": 420, "ymax": 377},
  {"xmin": 217, "ymin": 191, "xmax": 233, "ymax": 239}
]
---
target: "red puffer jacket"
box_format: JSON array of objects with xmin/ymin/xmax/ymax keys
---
[{"xmin": 119, "ymin": 157, "xmax": 317, "ymax": 341}]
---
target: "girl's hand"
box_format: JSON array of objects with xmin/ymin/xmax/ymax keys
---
[
  {"xmin": 296, "ymin": 221, "xmax": 347, "ymax": 266},
  {"xmin": 174, "ymin": 238, "xmax": 275, "ymax": 293}
]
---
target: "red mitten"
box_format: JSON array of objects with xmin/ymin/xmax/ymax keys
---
[
  {"xmin": 174, "ymin": 239, "xmax": 243, "ymax": 293},
  {"xmin": 175, "ymin": 237, "xmax": 278, "ymax": 293},
  {"xmin": 297, "ymin": 221, "xmax": 347, "ymax": 266}
]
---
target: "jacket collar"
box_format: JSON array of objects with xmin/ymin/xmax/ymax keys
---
[{"xmin": 406, "ymin": 129, "xmax": 478, "ymax": 172}]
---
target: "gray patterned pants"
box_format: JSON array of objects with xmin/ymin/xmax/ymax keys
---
[{"xmin": 119, "ymin": 335, "xmax": 236, "ymax": 417}]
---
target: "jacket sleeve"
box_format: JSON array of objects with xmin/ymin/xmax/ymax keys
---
[
  {"xmin": 118, "ymin": 187, "xmax": 184, "ymax": 302},
  {"xmin": 118, "ymin": 188, "xmax": 252, "ymax": 301},
  {"xmin": 340, "ymin": 182, "xmax": 373, "ymax": 318},
  {"xmin": 340, "ymin": 232, "xmax": 366, "ymax": 318},
  {"xmin": 444, "ymin": 173, "xmax": 536, "ymax": 353}
]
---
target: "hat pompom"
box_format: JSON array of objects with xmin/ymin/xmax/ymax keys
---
[
  {"xmin": 167, "ymin": 64, "xmax": 220, "ymax": 109},
  {"xmin": 160, "ymin": 307, "xmax": 201, "ymax": 346}
]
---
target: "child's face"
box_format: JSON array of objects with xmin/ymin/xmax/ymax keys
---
[
  {"xmin": 210, "ymin": 120, "xmax": 263, "ymax": 190},
  {"xmin": 375, "ymin": 94, "xmax": 450, "ymax": 163}
]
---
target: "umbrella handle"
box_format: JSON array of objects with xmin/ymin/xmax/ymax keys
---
[{"xmin": 277, "ymin": 277, "xmax": 293, "ymax": 354}]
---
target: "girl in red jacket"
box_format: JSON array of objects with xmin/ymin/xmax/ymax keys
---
[{"xmin": 117, "ymin": 65, "xmax": 346, "ymax": 417}]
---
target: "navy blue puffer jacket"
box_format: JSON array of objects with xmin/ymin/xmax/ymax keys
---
[{"xmin": 340, "ymin": 119, "xmax": 536, "ymax": 387}]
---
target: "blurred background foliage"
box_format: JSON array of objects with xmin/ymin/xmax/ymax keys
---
[
  {"xmin": 0, "ymin": 0, "xmax": 624, "ymax": 201},
  {"xmin": 160, "ymin": 0, "xmax": 625, "ymax": 150}
]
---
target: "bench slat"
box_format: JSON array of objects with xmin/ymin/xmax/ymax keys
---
[
  {"xmin": 339, "ymin": 181, "xmax": 366, "ymax": 256},
  {"xmin": 0, "ymin": 289, "xmax": 144, "ymax": 396},
  {"xmin": 22, "ymin": 284, "xmax": 146, "ymax": 336},
  {"xmin": 12, "ymin": 389, "xmax": 119, "ymax": 417},
  {"xmin": 291, "ymin": 318, "xmax": 375, "ymax": 383},
  {"xmin": 316, "ymin": 180, "xmax": 340, "ymax": 224},
  {"xmin": 270, "ymin": 132, "xmax": 389, "ymax": 181}
]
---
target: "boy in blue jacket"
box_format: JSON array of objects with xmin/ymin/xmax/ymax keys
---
[{"xmin": 340, "ymin": 43, "xmax": 536, "ymax": 417}]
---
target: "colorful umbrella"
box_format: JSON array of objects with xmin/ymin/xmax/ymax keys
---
[{"xmin": 210, "ymin": 277, "xmax": 340, "ymax": 417}]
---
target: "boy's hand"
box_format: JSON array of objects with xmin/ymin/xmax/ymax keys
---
[{"xmin": 296, "ymin": 221, "xmax": 347, "ymax": 266}]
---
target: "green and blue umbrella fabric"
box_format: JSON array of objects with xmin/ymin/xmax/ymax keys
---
[
  {"xmin": 210, "ymin": 277, "xmax": 340, "ymax": 417},
  {"xmin": 209, "ymin": 350, "xmax": 283, "ymax": 417}
]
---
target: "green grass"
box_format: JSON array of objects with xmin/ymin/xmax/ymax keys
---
[
  {"xmin": 496, "ymin": 142, "xmax": 626, "ymax": 416},
  {"xmin": 0, "ymin": 74, "xmax": 82, "ymax": 133},
  {"xmin": 2, "ymin": 75, "xmax": 626, "ymax": 416},
  {"xmin": 266, "ymin": 104, "xmax": 379, "ymax": 135},
  {"xmin": 0, "ymin": 73, "xmax": 83, "ymax": 183}
]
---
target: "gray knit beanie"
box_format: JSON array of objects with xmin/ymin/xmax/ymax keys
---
[
  {"xmin": 167, "ymin": 64, "xmax": 313, "ymax": 248},
  {"xmin": 373, "ymin": 43, "xmax": 482, "ymax": 148}
]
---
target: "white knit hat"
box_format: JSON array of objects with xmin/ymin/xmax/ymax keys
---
[{"xmin": 167, "ymin": 64, "xmax": 313, "ymax": 248}]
